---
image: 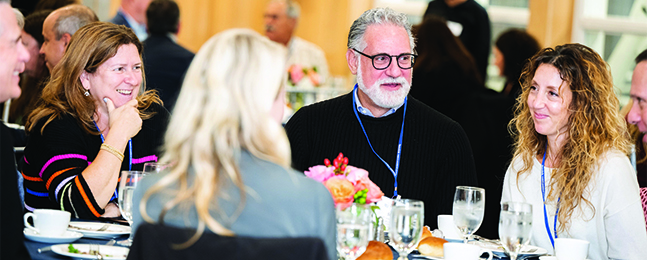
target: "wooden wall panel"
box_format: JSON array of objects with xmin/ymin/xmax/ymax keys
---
[{"xmin": 527, "ymin": 0, "xmax": 575, "ymax": 47}]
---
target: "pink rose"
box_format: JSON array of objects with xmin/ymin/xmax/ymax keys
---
[
  {"xmin": 304, "ymin": 165, "xmax": 334, "ymax": 183},
  {"xmin": 289, "ymin": 64, "xmax": 304, "ymax": 84},
  {"xmin": 366, "ymin": 180, "xmax": 384, "ymax": 203},
  {"xmin": 307, "ymin": 69, "xmax": 321, "ymax": 86},
  {"xmin": 346, "ymin": 166, "xmax": 368, "ymax": 184},
  {"xmin": 323, "ymin": 176, "xmax": 355, "ymax": 209}
]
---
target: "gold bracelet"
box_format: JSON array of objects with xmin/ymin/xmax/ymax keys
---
[{"xmin": 100, "ymin": 143, "xmax": 124, "ymax": 161}]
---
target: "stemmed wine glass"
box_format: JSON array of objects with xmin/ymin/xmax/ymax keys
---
[
  {"xmin": 142, "ymin": 162, "xmax": 169, "ymax": 174},
  {"xmin": 453, "ymin": 186, "xmax": 485, "ymax": 243},
  {"xmin": 117, "ymin": 170, "xmax": 144, "ymax": 246},
  {"xmin": 336, "ymin": 204, "xmax": 372, "ymax": 260},
  {"xmin": 499, "ymin": 202, "xmax": 533, "ymax": 260},
  {"xmin": 389, "ymin": 199, "xmax": 425, "ymax": 260}
]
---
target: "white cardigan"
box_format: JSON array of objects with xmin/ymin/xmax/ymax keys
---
[{"xmin": 501, "ymin": 150, "xmax": 647, "ymax": 260}]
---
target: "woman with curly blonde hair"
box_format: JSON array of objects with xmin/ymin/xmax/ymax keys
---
[
  {"xmin": 501, "ymin": 43, "xmax": 647, "ymax": 259},
  {"xmin": 130, "ymin": 29, "xmax": 335, "ymax": 259}
]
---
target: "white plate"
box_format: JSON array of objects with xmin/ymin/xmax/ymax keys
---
[
  {"xmin": 490, "ymin": 245, "xmax": 548, "ymax": 257},
  {"xmin": 67, "ymin": 222, "xmax": 131, "ymax": 239},
  {"xmin": 24, "ymin": 228, "xmax": 83, "ymax": 243},
  {"xmin": 51, "ymin": 243, "xmax": 129, "ymax": 260}
]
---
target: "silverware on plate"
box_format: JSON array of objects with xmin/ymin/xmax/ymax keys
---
[{"xmin": 68, "ymin": 223, "xmax": 110, "ymax": 232}]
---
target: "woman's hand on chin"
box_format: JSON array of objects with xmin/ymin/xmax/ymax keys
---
[{"xmin": 105, "ymin": 98, "xmax": 142, "ymax": 140}]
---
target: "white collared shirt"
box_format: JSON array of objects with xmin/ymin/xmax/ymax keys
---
[
  {"xmin": 120, "ymin": 8, "xmax": 148, "ymax": 41},
  {"xmin": 353, "ymin": 87, "xmax": 403, "ymax": 118}
]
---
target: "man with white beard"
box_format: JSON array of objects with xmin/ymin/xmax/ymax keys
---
[{"xmin": 285, "ymin": 7, "xmax": 477, "ymax": 229}]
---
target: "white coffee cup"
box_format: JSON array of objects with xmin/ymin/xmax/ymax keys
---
[
  {"xmin": 444, "ymin": 243, "xmax": 493, "ymax": 260},
  {"xmin": 24, "ymin": 209, "xmax": 71, "ymax": 237},
  {"xmin": 555, "ymin": 238, "xmax": 589, "ymax": 260},
  {"xmin": 437, "ymin": 214, "xmax": 462, "ymax": 240}
]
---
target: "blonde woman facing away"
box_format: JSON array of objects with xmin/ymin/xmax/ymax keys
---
[
  {"xmin": 501, "ymin": 43, "xmax": 647, "ymax": 259},
  {"xmin": 131, "ymin": 29, "xmax": 336, "ymax": 259}
]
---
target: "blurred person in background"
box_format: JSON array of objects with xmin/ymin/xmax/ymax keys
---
[
  {"xmin": 40, "ymin": 4, "xmax": 98, "ymax": 72},
  {"xmin": 132, "ymin": 28, "xmax": 336, "ymax": 259},
  {"xmin": 494, "ymin": 28, "xmax": 541, "ymax": 100},
  {"xmin": 109, "ymin": 0, "xmax": 152, "ymax": 40},
  {"xmin": 142, "ymin": 0, "xmax": 193, "ymax": 111},
  {"xmin": 264, "ymin": 0, "xmax": 328, "ymax": 83},
  {"xmin": 410, "ymin": 16, "xmax": 483, "ymax": 121},
  {"xmin": 9, "ymin": 9, "xmax": 51, "ymax": 125},
  {"xmin": 424, "ymin": 0, "xmax": 490, "ymax": 83}
]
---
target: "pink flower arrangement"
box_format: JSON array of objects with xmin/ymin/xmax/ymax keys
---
[
  {"xmin": 287, "ymin": 64, "xmax": 321, "ymax": 87},
  {"xmin": 305, "ymin": 153, "xmax": 384, "ymax": 209}
]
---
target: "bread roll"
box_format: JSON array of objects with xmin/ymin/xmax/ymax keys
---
[
  {"xmin": 356, "ymin": 241, "xmax": 392, "ymax": 260},
  {"xmin": 417, "ymin": 237, "xmax": 448, "ymax": 258},
  {"xmin": 420, "ymin": 226, "xmax": 432, "ymax": 240}
]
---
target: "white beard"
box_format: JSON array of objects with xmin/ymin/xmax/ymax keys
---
[{"xmin": 356, "ymin": 61, "xmax": 411, "ymax": 109}]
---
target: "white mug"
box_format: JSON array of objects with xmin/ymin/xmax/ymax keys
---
[
  {"xmin": 555, "ymin": 238, "xmax": 589, "ymax": 260},
  {"xmin": 444, "ymin": 242, "xmax": 493, "ymax": 260},
  {"xmin": 24, "ymin": 209, "xmax": 71, "ymax": 237},
  {"xmin": 437, "ymin": 214, "xmax": 462, "ymax": 240}
]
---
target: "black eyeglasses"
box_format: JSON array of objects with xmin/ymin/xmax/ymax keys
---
[{"xmin": 353, "ymin": 48, "xmax": 417, "ymax": 70}]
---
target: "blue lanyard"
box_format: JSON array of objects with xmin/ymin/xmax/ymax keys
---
[
  {"xmin": 541, "ymin": 147, "xmax": 560, "ymax": 249},
  {"xmin": 352, "ymin": 85, "xmax": 407, "ymax": 198},
  {"xmin": 93, "ymin": 121, "xmax": 132, "ymax": 201}
]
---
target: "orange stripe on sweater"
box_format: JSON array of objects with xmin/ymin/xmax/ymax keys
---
[
  {"xmin": 22, "ymin": 172, "xmax": 43, "ymax": 182},
  {"xmin": 74, "ymin": 177, "xmax": 101, "ymax": 217},
  {"xmin": 45, "ymin": 167, "xmax": 75, "ymax": 189}
]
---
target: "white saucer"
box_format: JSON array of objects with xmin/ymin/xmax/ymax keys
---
[{"xmin": 24, "ymin": 228, "xmax": 83, "ymax": 243}]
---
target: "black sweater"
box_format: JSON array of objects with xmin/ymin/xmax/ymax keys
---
[
  {"xmin": 1, "ymin": 124, "xmax": 31, "ymax": 259},
  {"xmin": 22, "ymin": 104, "xmax": 169, "ymax": 219},
  {"xmin": 285, "ymin": 92, "xmax": 477, "ymax": 228}
]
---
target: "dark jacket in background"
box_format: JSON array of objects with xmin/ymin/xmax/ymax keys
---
[
  {"xmin": 142, "ymin": 34, "xmax": 194, "ymax": 111},
  {"xmin": 1, "ymin": 123, "xmax": 31, "ymax": 260},
  {"xmin": 424, "ymin": 0, "xmax": 491, "ymax": 83}
]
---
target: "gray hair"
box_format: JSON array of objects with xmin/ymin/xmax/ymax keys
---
[
  {"xmin": 13, "ymin": 8, "xmax": 23, "ymax": 29},
  {"xmin": 0, "ymin": 0, "xmax": 10, "ymax": 4},
  {"xmin": 347, "ymin": 7, "xmax": 415, "ymax": 52},
  {"xmin": 53, "ymin": 4, "xmax": 98, "ymax": 40},
  {"xmin": 285, "ymin": 0, "xmax": 300, "ymax": 18},
  {"xmin": 270, "ymin": 0, "xmax": 300, "ymax": 19}
]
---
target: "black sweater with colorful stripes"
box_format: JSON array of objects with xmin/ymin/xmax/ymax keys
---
[
  {"xmin": 22, "ymin": 103, "xmax": 168, "ymax": 219},
  {"xmin": 285, "ymin": 92, "xmax": 478, "ymax": 229}
]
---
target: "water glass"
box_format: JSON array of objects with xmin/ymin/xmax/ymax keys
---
[
  {"xmin": 118, "ymin": 170, "xmax": 144, "ymax": 246},
  {"xmin": 453, "ymin": 186, "xmax": 485, "ymax": 243},
  {"xmin": 499, "ymin": 201, "xmax": 533, "ymax": 260},
  {"xmin": 142, "ymin": 162, "xmax": 169, "ymax": 174},
  {"xmin": 389, "ymin": 199, "xmax": 425, "ymax": 260},
  {"xmin": 336, "ymin": 204, "xmax": 372, "ymax": 260}
]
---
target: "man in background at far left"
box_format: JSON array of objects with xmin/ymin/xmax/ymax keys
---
[{"xmin": 0, "ymin": 0, "xmax": 32, "ymax": 259}]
